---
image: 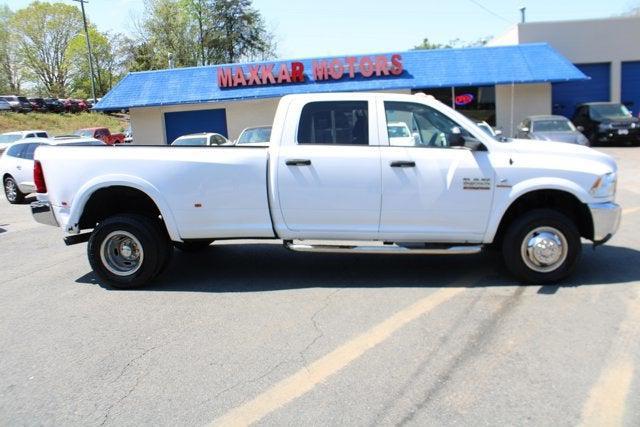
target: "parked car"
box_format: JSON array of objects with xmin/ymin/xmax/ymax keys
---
[
  {"xmin": 0, "ymin": 95, "xmax": 32, "ymax": 112},
  {"xmin": 76, "ymin": 127, "xmax": 126, "ymax": 145},
  {"xmin": 124, "ymin": 126, "xmax": 133, "ymax": 143},
  {"xmin": 476, "ymin": 121, "xmax": 504, "ymax": 139},
  {"xmin": 0, "ymin": 130, "xmax": 49, "ymax": 153},
  {"xmin": 27, "ymin": 98, "xmax": 48, "ymax": 113},
  {"xmin": 43, "ymin": 98, "xmax": 65, "ymax": 113},
  {"xmin": 235, "ymin": 126, "xmax": 272, "ymax": 146},
  {"xmin": 387, "ymin": 121, "xmax": 416, "ymax": 146},
  {"xmin": 516, "ymin": 115, "xmax": 589, "ymax": 146},
  {"xmin": 75, "ymin": 99, "xmax": 90, "ymax": 112},
  {"xmin": 1, "ymin": 137, "xmax": 104, "ymax": 203},
  {"xmin": 572, "ymin": 102, "xmax": 640, "ymax": 146},
  {"xmin": 59, "ymin": 98, "xmax": 80, "ymax": 113},
  {"xmin": 31, "ymin": 92, "xmax": 620, "ymax": 289},
  {"xmin": 0, "ymin": 99, "xmax": 11, "ymax": 112},
  {"xmin": 172, "ymin": 132, "xmax": 231, "ymax": 146}
]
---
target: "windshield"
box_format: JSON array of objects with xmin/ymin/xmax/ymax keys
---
[
  {"xmin": 590, "ymin": 104, "xmax": 632, "ymax": 120},
  {"xmin": 237, "ymin": 127, "xmax": 271, "ymax": 144},
  {"xmin": 387, "ymin": 125, "xmax": 410, "ymax": 137},
  {"xmin": 532, "ymin": 119, "xmax": 575, "ymax": 132},
  {"xmin": 172, "ymin": 136, "xmax": 208, "ymax": 146},
  {"xmin": 0, "ymin": 134, "xmax": 22, "ymax": 145}
]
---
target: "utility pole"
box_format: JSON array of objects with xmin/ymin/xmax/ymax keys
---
[
  {"xmin": 519, "ymin": 6, "xmax": 526, "ymax": 24},
  {"xmin": 73, "ymin": 0, "xmax": 97, "ymax": 103}
]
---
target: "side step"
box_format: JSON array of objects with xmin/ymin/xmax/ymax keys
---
[{"xmin": 284, "ymin": 241, "xmax": 482, "ymax": 255}]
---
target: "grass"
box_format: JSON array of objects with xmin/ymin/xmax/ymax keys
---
[{"xmin": 0, "ymin": 112, "xmax": 128, "ymax": 136}]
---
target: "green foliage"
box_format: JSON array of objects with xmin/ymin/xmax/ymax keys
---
[
  {"xmin": 0, "ymin": 111, "xmax": 126, "ymax": 135},
  {"xmin": 0, "ymin": 5, "xmax": 20, "ymax": 94},
  {"xmin": 414, "ymin": 36, "xmax": 491, "ymax": 50},
  {"xmin": 11, "ymin": 1, "xmax": 83, "ymax": 97}
]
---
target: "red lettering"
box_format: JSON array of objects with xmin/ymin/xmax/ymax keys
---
[
  {"xmin": 359, "ymin": 56, "xmax": 374, "ymax": 77},
  {"xmin": 290, "ymin": 61, "xmax": 304, "ymax": 82},
  {"xmin": 261, "ymin": 63, "xmax": 275, "ymax": 84},
  {"xmin": 390, "ymin": 54, "xmax": 403, "ymax": 75},
  {"xmin": 217, "ymin": 67, "xmax": 233, "ymax": 87},
  {"xmin": 312, "ymin": 60, "xmax": 328, "ymax": 80},
  {"xmin": 247, "ymin": 65, "xmax": 261, "ymax": 85},
  {"xmin": 277, "ymin": 63, "xmax": 291, "ymax": 83},
  {"xmin": 345, "ymin": 57, "xmax": 357, "ymax": 78},
  {"xmin": 329, "ymin": 59, "xmax": 344, "ymax": 80},
  {"xmin": 233, "ymin": 67, "xmax": 246, "ymax": 86},
  {"xmin": 375, "ymin": 56, "xmax": 390, "ymax": 76}
]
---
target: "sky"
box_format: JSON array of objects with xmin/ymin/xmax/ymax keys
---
[{"xmin": 3, "ymin": 0, "xmax": 638, "ymax": 59}]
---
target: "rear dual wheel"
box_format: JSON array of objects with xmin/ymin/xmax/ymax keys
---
[{"xmin": 88, "ymin": 214, "xmax": 173, "ymax": 289}]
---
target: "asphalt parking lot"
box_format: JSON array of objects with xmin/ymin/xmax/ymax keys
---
[{"xmin": 1, "ymin": 147, "xmax": 640, "ymax": 426}]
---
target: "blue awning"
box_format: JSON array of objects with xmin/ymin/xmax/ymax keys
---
[{"xmin": 94, "ymin": 43, "xmax": 587, "ymax": 110}]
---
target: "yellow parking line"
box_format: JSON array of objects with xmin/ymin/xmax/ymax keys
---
[
  {"xmin": 211, "ymin": 285, "xmax": 467, "ymax": 427},
  {"xmin": 580, "ymin": 293, "xmax": 640, "ymax": 426}
]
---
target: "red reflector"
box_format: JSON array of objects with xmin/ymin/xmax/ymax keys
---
[{"xmin": 34, "ymin": 160, "xmax": 47, "ymax": 193}]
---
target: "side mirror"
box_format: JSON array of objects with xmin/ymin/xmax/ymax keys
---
[
  {"xmin": 576, "ymin": 125, "xmax": 584, "ymax": 132},
  {"xmin": 520, "ymin": 127, "xmax": 529, "ymax": 133}
]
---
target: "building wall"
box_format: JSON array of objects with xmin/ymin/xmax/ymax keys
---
[
  {"xmin": 130, "ymin": 89, "xmax": 411, "ymax": 145},
  {"xmin": 492, "ymin": 17, "xmax": 640, "ymax": 103},
  {"xmin": 495, "ymin": 83, "xmax": 552, "ymax": 137}
]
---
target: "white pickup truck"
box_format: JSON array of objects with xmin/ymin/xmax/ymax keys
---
[{"xmin": 31, "ymin": 93, "xmax": 621, "ymax": 288}]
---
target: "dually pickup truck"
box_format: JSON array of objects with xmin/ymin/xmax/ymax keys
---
[{"xmin": 31, "ymin": 93, "xmax": 621, "ymax": 289}]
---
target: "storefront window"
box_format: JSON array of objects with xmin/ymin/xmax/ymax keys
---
[{"xmin": 412, "ymin": 86, "xmax": 496, "ymax": 126}]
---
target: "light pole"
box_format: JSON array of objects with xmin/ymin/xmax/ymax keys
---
[{"xmin": 73, "ymin": 0, "xmax": 97, "ymax": 103}]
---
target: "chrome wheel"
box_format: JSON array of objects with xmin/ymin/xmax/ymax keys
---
[
  {"xmin": 520, "ymin": 226, "xmax": 568, "ymax": 273},
  {"xmin": 4, "ymin": 178, "xmax": 17, "ymax": 202},
  {"xmin": 99, "ymin": 231, "xmax": 144, "ymax": 276}
]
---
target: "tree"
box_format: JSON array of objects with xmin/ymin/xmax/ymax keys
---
[
  {"xmin": 11, "ymin": 1, "xmax": 83, "ymax": 97},
  {"xmin": 210, "ymin": 0, "xmax": 275, "ymax": 63},
  {"xmin": 414, "ymin": 36, "xmax": 490, "ymax": 50},
  {"xmin": 0, "ymin": 5, "xmax": 21, "ymax": 94}
]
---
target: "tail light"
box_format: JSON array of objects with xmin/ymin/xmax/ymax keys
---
[{"xmin": 34, "ymin": 160, "xmax": 47, "ymax": 193}]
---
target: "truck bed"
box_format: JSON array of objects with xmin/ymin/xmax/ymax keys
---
[{"xmin": 36, "ymin": 145, "xmax": 274, "ymax": 240}]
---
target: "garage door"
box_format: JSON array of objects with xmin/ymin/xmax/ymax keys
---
[
  {"xmin": 552, "ymin": 63, "xmax": 610, "ymax": 118},
  {"xmin": 622, "ymin": 61, "xmax": 640, "ymax": 117},
  {"xmin": 164, "ymin": 108, "xmax": 228, "ymax": 145}
]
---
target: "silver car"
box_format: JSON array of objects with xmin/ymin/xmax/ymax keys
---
[{"xmin": 517, "ymin": 115, "xmax": 589, "ymax": 146}]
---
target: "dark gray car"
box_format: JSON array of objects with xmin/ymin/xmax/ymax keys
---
[{"xmin": 517, "ymin": 115, "xmax": 589, "ymax": 146}]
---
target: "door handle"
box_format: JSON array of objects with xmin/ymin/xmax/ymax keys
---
[
  {"xmin": 389, "ymin": 160, "xmax": 415, "ymax": 168},
  {"xmin": 285, "ymin": 159, "xmax": 312, "ymax": 166},
  {"xmin": 16, "ymin": 165, "xmax": 22, "ymax": 170}
]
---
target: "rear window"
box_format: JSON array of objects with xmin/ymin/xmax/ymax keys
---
[
  {"xmin": 0, "ymin": 134, "xmax": 22, "ymax": 145},
  {"xmin": 172, "ymin": 136, "xmax": 208, "ymax": 146},
  {"xmin": 35, "ymin": 132, "xmax": 48, "ymax": 138},
  {"xmin": 297, "ymin": 101, "xmax": 369, "ymax": 145},
  {"xmin": 6, "ymin": 143, "xmax": 27, "ymax": 158}
]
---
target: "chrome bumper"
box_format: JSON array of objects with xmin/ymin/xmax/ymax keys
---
[
  {"xmin": 31, "ymin": 201, "xmax": 59, "ymax": 227},
  {"xmin": 588, "ymin": 202, "xmax": 621, "ymax": 243}
]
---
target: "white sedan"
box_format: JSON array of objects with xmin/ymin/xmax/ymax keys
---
[
  {"xmin": 0, "ymin": 130, "xmax": 50, "ymax": 154},
  {"xmin": 171, "ymin": 132, "xmax": 231, "ymax": 146},
  {"xmin": 1, "ymin": 136, "xmax": 104, "ymax": 204}
]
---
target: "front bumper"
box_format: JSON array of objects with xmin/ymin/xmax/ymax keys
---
[
  {"xmin": 31, "ymin": 201, "xmax": 59, "ymax": 227},
  {"xmin": 596, "ymin": 129, "xmax": 640, "ymax": 143},
  {"xmin": 588, "ymin": 202, "xmax": 621, "ymax": 243}
]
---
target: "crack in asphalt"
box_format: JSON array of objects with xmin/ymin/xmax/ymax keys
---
[
  {"xmin": 299, "ymin": 288, "xmax": 343, "ymax": 368},
  {"xmin": 395, "ymin": 286, "xmax": 526, "ymax": 426}
]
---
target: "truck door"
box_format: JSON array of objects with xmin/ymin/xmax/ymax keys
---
[
  {"xmin": 378, "ymin": 100, "xmax": 495, "ymax": 242},
  {"xmin": 275, "ymin": 98, "xmax": 382, "ymax": 240}
]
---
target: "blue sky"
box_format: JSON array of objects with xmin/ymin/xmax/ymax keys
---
[{"xmin": 4, "ymin": 0, "xmax": 638, "ymax": 58}]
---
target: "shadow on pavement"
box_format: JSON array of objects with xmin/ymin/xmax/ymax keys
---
[{"xmin": 75, "ymin": 243, "xmax": 640, "ymax": 292}]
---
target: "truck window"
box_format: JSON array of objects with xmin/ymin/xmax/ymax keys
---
[
  {"xmin": 297, "ymin": 101, "xmax": 369, "ymax": 145},
  {"xmin": 384, "ymin": 101, "xmax": 471, "ymax": 148}
]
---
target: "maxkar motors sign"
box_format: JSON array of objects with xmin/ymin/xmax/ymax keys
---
[{"xmin": 217, "ymin": 54, "xmax": 403, "ymax": 88}]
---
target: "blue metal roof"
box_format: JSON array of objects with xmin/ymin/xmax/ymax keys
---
[{"xmin": 94, "ymin": 43, "xmax": 587, "ymax": 110}]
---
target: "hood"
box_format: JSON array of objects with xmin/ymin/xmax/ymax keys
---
[
  {"xmin": 530, "ymin": 131, "xmax": 588, "ymax": 145},
  {"xmin": 503, "ymin": 139, "xmax": 617, "ymax": 171}
]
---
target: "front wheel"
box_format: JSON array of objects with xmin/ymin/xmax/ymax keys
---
[
  {"xmin": 502, "ymin": 209, "xmax": 581, "ymax": 284},
  {"xmin": 3, "ymin": 176, "xmax": 25, "ymax": 204},
  {"xmin": 87, "ymin": 214, "xmax": 172, "ymax": 289}
]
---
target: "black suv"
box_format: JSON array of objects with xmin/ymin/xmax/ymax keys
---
[
  {"xmin": 572, "ymin": 102, "xmax": 640, "ymax": 146},
  {"xmin": 43, "ymin": 98, "xmax": 65, "ymax": 113}
]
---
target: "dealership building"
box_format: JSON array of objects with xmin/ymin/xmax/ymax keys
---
[{"xmin": 94, "ymin": 16, "xmax": 640, "ymax": 142}]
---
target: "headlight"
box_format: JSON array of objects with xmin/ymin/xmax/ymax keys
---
[
  {"xmin": 590, "ymin": 172, "xmax": 617, "ymax": 198},
  {"xmin": 631, "ymin": 122, "xmax": 638, "ymax": 129}
]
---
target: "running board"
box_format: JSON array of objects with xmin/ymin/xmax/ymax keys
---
[{"xmin": 284, "ymin": 241, "xmax": 482, "ymax": 255}]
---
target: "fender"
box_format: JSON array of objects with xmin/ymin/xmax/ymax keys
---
[
  {"xmin": 484, "ymin": 177, "xmax": 591, "ymax": 243},
  {"xmin": 65, "ymin": 174, "xmax": 182, "ymax": 242}
]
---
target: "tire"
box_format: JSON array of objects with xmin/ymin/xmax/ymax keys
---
[
  {"xmin": 502, "ymin": 209, "xmax": 581, "ymax": 284},
  {"xmin": 3, "ymin": 176, "xmax": 25, "ymax": 204},
  {"xmin": 87, "ymin": 214, "xmax": 172, "ymax": 289},
  {"xmin": 173, "ymin": 239, "xmax": 214, "ymax": 252}
]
